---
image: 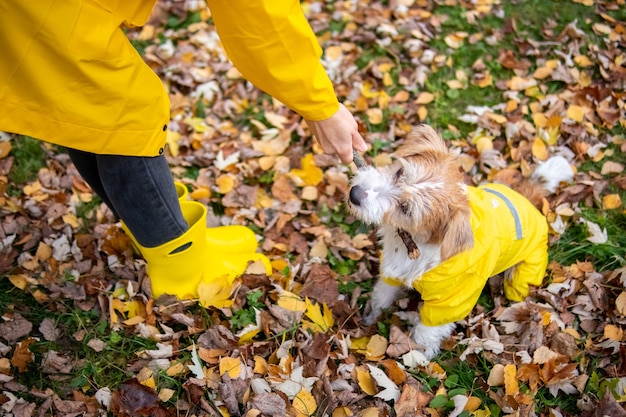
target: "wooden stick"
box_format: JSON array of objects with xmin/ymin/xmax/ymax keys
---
[
  {"xmin": 352, "ymin": 150, "xmax": 367, "ymax": 169},
  {"xmin": 397, "ymin": 229, "xmax": 420, "ymax": 260}
]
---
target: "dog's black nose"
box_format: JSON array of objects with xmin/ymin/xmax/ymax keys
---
[{"xmin": 349, "ymin": 185, "xmax": 366, "ymax": 206}]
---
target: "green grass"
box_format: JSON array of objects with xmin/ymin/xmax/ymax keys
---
[
  {"xmin": 549, "ymin": 208, "xmax": 626, "ymax": 271},
  {"xmin": 0, "ymin": 278, "xmax": 158, "ymax": 400},
  {"xmin": 8, "ymin": 135, "xmax": 47, "ymax": 187}
]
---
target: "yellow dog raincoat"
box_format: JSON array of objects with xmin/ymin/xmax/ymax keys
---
[
  {"xmin": 383, "ymin": 184, "xmax": 549, "ymax": 327},
  {"xmin": 0, "ymin": 0, "xmax": 338, "ymax": 156}
]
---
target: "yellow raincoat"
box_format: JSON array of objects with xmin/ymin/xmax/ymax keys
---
[
  {"xmin": 0, "ymin": 0, "xmax": 338, "ymax": 156},
  {"xmin": 383, "ymin": 184, "xmax": 549, "ymax": 327}
]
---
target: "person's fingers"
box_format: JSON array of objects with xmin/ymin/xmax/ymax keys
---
[{"xmin": 352, "ymin": 131, "xmax": 367, "ymax": 152}]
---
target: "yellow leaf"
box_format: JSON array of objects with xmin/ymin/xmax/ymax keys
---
[
  {"xmin": 382, "ymin": 72, "xmax": 393, "ymax": 87},
  {"xmin": 184, "ymin": 117, "xmax": 210, "ymax": 133},
  {"xmin": 277, "ymin": 290, "xmax": 306, "ymax": 312},
  {"xmin": 332, "ymin": 406, "xmax": 353, "ymax": 417},
  {"xmin": 166, "ymin": 362, "xmax": 186, "ymax": 377},
  {"xmin": 325, "ymin": 45, "xmax": 343, "ymax": 60},
  {"xmin": 158, "ymin": 388, "xmax": 175, "ymax": 403},
  {"xmin": 166, "ymin": 131, "xmax": 180, "ymax": 157},
  {"xmin": 62, "ymin": 213, "xmax": 80, "ymax": 228},
  {"xmin": 566, "ymin": 105, "xmax": 585, "ymax": 122},
  {"xmin": 189, "ymin": 187, "xmax": 211, "ymax": 200},
  {"xmin": 533, "ymin": 112, "xmax": 547, "ymax": 128},
  {"xmin": 356, "ymin": 366, "xmax": 377, "ymax": 395},
  {"xmin": 378, "ymin": 91, "xmax": 390, "ymax": 110},
  {"xmin": 532, "ymin": 137, "xmax": 549, "ymax": 161},
  {"xmin": 415, "ymin": 92, "xmax": 435, "ymax": 104},
  {"xmin": 360, "ymin": 408, "xmax": 380, "ymax": 417},
  {"xmin": 293, "ymin": 388, "xmax": 317, "ymax": 417},
  {"xmin": 417, "ymin": 106, "xmax": 428, "ymax": 121},
  {"xmin": 366, "ymin": 108, "xmax": 384, "ymax": 124},
  {"xmin": 8, "ymin": 274, "xmax": 29, "ymax": 290},
  {"xmin": 474, "ymin": 71, "xmax": 493, "ymax": 88},
  {"xmin": 303, "ymin": 298, "xmax": 334, "ymax": 333},
  {"xmin": 603, "ymin": 194, "xmax": 622, "ymax": 210},
  {"xmin": 360, "ymin": 82, "xmax": 380, "ymax": 99},
  {"xmin": 505, "ymin": 100, "xmax": 518, "ymax": 113},
  {"xmin": 574, "ymin": 55, "xmax": 594, "ymax": 67},
  {"xmin": 350, "ymin": 336, "xmax": 370, "ymax": 353},
  {"xmin": 464, "ymin": 396, "xmax": 482, "ymax": 412},
  {"xmin": 219, "ymin": 357, "xmax": 242, "ymax": 378},
  {"xmin": 253, "ymin": 356, "xmax": 268, "ymax": 374},
  {"xmin": 486, "ymin": 112, "xmax": 507, "ymax": 124},
  {"xmin": 365, "ymin": 335, "xmax": 388, "ymax": 360},
  {"xmin": 289, "ymin": 154, "xmax": 324, "ymax": 187},
  {"xmin": 604, "ymin": 324, "xmax": 623, "ymax": 341},
  {"xmin": 216, "ymin": 174, "xmax": 235, "ymax": 194},
  {"xmin": 615, "ymin": 292, "xmax": 626, "ymax": 316},
  {"xmin": 503, "ymin": 364, "xmax": 519, "ymax": 396},
  {"xmin": 533, "ymin": 66, "xmax": 553, "ymax": 79},
  {"xmin": 474, "ymin": 137, "xmax": 494, "ymax": 154},
  {"xmin": 0, "ymin": 142, "xmax": 11, "ymax": 158},
  {"xmin": 444, "ymin": 32, "xmax": 466, "ymax": 49},
  {"xmin": 198, "ymin": 280, "xmax": 234, "ymax": 309},
  {"xmin": 237, "ymin": 328, "xmax": 261, "ymax": 344}
]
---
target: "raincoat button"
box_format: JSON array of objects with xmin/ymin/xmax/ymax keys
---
[
  {"xmin": 162, "ymin": 124, "xmax": 167, "ymax": 131},
  {"xmin": 159, "ymin": 147, "xmax": 164, "ymax": 155}
]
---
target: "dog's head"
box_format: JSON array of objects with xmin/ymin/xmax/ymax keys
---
[{"xmin": 348, "ymin": 125, "xmax": 474, "ymax": 260}]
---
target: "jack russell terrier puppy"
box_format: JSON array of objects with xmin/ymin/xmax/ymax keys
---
[{"xmin": 348, "ymin": 124, "xmax": 573, "ymax": 359}]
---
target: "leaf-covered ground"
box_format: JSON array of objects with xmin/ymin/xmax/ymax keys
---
[{"xmin": 1, "ymin": 0, "xmax": 625, "ymax": 416}]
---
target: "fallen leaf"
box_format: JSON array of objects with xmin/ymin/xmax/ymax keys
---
[
  {"xmin": 504, "ymin": 364, "xmax": 519, "ymax": 396},
  {"xmin": 219, "ymin": 357, "xmax": 242, "ymax": 379},
  {"xmin": 356, "ymin": 366, "xmax": 377, "ymax": 395},
  {"xmin": 603, "ymin": 194, "xmax": 622, "ymax": 209},
  {"xmin": 302, "ymin": 298, "xmax": 334, "ymax": 333},
  {"xmin": 292, "ymin": 388, "xmax": 317, "ymax": 417}
]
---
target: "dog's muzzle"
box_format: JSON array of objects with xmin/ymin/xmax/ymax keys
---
[{"xmin": 349, "ymin": 185, "xmax": 367, "ymax": 206}]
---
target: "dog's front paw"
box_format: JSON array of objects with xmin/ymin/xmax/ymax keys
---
[
  {"xmin": 362, "ymin": 308, "xmax": 382, "ymax": 326},
  {"xmin": 410, "ymin": 322, "xmax": 456, "ymax": 360}
]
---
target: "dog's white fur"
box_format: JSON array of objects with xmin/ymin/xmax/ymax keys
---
[{"xmin": 349, "ymin": 125, "xmax": 573, "ymax": 359}]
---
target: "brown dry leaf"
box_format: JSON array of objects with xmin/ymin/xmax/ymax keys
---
[
  {"xmin": 10, "ymin": 337, "xmax": 35, "ymax": 372},
  {"xmin": 381, "ymin": 359, "xmax": 407, "ymax": 385},
  {"xmin": 616, "ymin": 292, "xmax": 626, "ymax": 315}
]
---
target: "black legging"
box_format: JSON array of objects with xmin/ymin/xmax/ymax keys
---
[{"xmin": 67, "ymin": 148, "xmax": 188, "ymax": 248}]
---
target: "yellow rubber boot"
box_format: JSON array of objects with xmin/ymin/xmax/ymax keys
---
[
  {"xmin": 174, "ymin": 182, "xmax": 259, "ymax": 254},
  {"xmin": 133, "ymin": 200, "xmax": 272, "ymax": 299}
]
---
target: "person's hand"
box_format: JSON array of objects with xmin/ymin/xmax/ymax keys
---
[{"xmin": 305, "ymin": 103, "xmax": 367, "ymax": 164}]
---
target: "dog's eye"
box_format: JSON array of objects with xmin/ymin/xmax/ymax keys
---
[
  {"xmin": 400, "ymin": 202, "xmax": 410, "ymax": 215},
  {"xmin": 395, "ymin": 167, "xmax": 404, "ymax": 180}
]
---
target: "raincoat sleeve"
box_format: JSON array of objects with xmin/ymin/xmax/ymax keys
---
[
  {"xmin": 205, "ymin": 0, "xmax": 340, "ymax": 121},
  {"xmin": 93, "ymin": 0, "xmax": 157, "ymax": 27}
]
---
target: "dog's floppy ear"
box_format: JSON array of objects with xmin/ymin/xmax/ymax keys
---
[
  {"xmin": 394, "ymin": 124, "xmax": 448, "ymax": 159},
  {"xmin": 439, "ymin": 207, "xmax": 473, "ymax": 260}
]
